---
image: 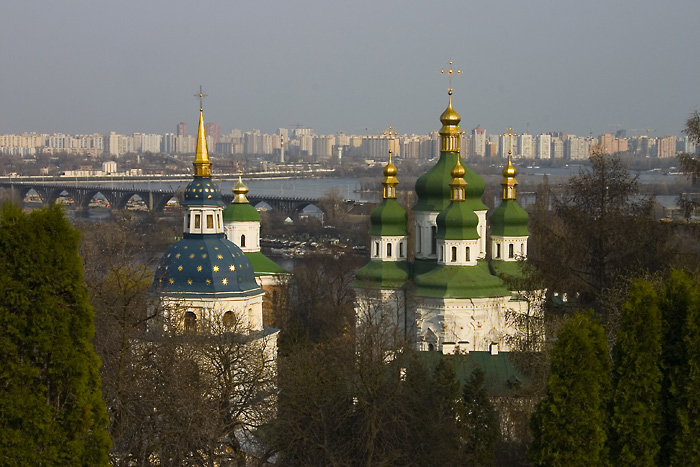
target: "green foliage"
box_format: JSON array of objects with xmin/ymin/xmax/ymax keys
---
[
  {"xmin": 0, "ymin": 203, "xmax": 110, "ymax": 466},
  {"xmin": 462, "ymin": 368, "xmax": 499, "ymax": 467},
  {"xmin": 610, "ymin": 280, "xmax": 662, "ymax": 466},
  {"xmin": 528, "ymin": 312, "xmax": 610, "ymax": 466}
]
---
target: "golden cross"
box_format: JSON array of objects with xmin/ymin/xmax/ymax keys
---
[
  {"xmin": 441, "ymin": 61, "xmax": 461, "ymax": 95},
  {"xmin": 194, "ymin": 85, "xmax": 207, "ymax": 110},
  {"xmin": 502, "ymin": 128, "xmax": 518, "ymax": 156}
]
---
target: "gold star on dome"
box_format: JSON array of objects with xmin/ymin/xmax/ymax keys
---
[
  {"xmin": 178, "ymin": 265, "xmax": 183, "ymax": 271},
  {"xmin": 214, "ymin": 247, "xmax": 219, "ymax": 250},
  {"xmin": 229, "ymin": 265, "xmax": 235, "ymax": 271},
  {"xmin": 213, "ymin": 266, "xmax": 219, "ymax": 272},
  {"xmin": 187, "ymin": 279, "xmax": 193, "ymax": 285},
  {"xmin": 169, "ymin": 278, "xmax": 174, "ymax": 284},
  {"xmin": 175, "ymin": 253, "xmax": 181, "ymax": 259},
  {"xmin": 189, "ymin": 254, "xmax": 195, "ymax": 259},
  {"xmin": 197, "ymin": 266, "xmax": 202, "ymax": 272},
  {"xmin": 164, "ymin": 266, "xmax": 168, "ymax": 271},
  {"xmin": 202, "ymin": 254, "xmax": 207, "ymax": 259},
  {"xmin": 200, "ymin": 246, "xmax": 204, "ymax": 250},
  {"xmin": 183, "ymin": 246, "xmax": 188, "ymax": 249},
  {"xmin": 222, "ymin": 278, "xmax": 228, "ymax": 285},
  {"xmin": 217, "ymin": 254, "xmax": 223, "ymax": 260},
  {"xmin": 206, "ymin": 279, "xmax": 211, "ymax": 285}
]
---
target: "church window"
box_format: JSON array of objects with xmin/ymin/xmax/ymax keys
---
[
  {"xmin": 451, "ymin": 246, "xmax": 457, "ymax": 262},
  {"xmin": 223, "ymin": 311, "xmax": 235, "ymax": 327},
  {"xmin": 399, "ymin": 242, "xmax": 404, "ymax": 258},
  {"xmin": 416, "ymin": 229, "xmax": 421, "ymax": 253},
  {"xmin": 440, "ymin": 246, "xmax": 444, "ymax": 262},
  {"xmin": 496, "ymin": 243, "xmax": 501, "ymax": 258},
  {"xmin": 207, "ymin": 214, "xmax": 214, "ymax": 229},
  {"xmin": 375, "ymin": 241, "xmax": 380, "ymax": 257},
  {"xmin": 194, "ymin": 214, "xmax": 201, "ymax": 229},
  {"xmin": 431, "ymin": 226, "xmax": 437, "ymax": 254},
  {"xmin": 217, "ymin": 214, "xmax": 221, "ymax": 229},
  {"xmin": 387, "ymin": 242, "xmax": 392, "ymax": 257},
  {"xmin": 241, "ymin": 234, "xmax": 246, "ymax": 247},
  {"xmin": 521, "ymin": 243, "xmax": 525, "ymax": 255},
  {"xmin": 466, "ymin": 246, "xmax": 470, "ymax": 261},
  {"xmin": 184, "ymin": 311, "xmax": 197, "ymax": 332},
  {"xmin": 428, "ymin": 343, "xmax": 435, "ymax": 352},
  {"xmin": 509, "ymin": 243, "xmax": 514, "ymax": 258}
]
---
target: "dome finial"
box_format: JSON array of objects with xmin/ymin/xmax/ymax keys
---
[
  {"xmin": 193, "ymin": 85, "xmax": 212, "ymax": 177},
  {"xmin": 439, "ymin": 61, "xmax": 462, "ymax": 152},
  {"xmin": 501, "ymin": 128, "xmax": 519, "ymax": 200},
  {"xmin": 382, "ymin": 126, "xmax": 399, "ymax": 199},
  {"xmin": 233, "ymin": 169, "xmax": 249, "ymax": 204},
  {"xmin": 449, "ymin": 158, "xmax": 467, "ymax": 202}
]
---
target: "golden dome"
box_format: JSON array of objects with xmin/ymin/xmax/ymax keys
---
[
  {"xmin": 451, "ymin": 158, "xmax": 466, "ymax": 179},
  {"xmin": 232, "ymin": 172, "xmax": 249, "ymax": 204},
  {"xmin": 384, "ymin": 155, "xmax": 397, "ymax": 177},
  {"xmin": 439, "ymin": 91, "xmax": 461, "ymax": 129},
  {"xmin": 503, "ymin": 156, "xmax": 517, "ymax": 178}
]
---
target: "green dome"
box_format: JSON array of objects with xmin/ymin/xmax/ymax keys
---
[
  {"xmin": 414, "ymin": 152, "xmax": 487, "ymax": 213},
  {"xmin": 354, "ymin": 260, "xmax": 410, "ymax": 290},
  {"xmin": 246, "ymin": 251, "xmax": 288, "ymax": 276},
  {"xmin": 182, "ymin": 177, "xmax": 224, "ymax": 207},
  {"xmin": 369, "ymin": 199, "xmax": 407, "ymax": 236},
  {"xmin": 490, "ymin": 200, "xmax": 529, "ymax": 237},
  {"xmin": 436, "ymin": 202, "xmax": 479, "ymax": 240},
  {"xmin": 153, "ymin": 234, "xmax": 262, "ymax": 299},
  {"xmin": 414, "ymin": 262, "xmax": 510, "ymax": 299},
  {"xmin": 223, "ymin": 202, "xmax": 260, "ymax": 222}
]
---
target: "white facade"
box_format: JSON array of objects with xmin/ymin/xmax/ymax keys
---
[
  {"xmin": 225, "ymin": 220, "xmax": 260, "ymax": 253},
  {"xmin": 370, "ymin": 235, "xmax": 408, "ymax": 261},
  {"xmin": 490, "ymin": 235, "xmax": 528, "ymax": 261}
]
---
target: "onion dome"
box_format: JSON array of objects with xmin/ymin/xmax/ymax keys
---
[
  {"xmin": 354, "ymin": 261, "xmax": 410, "ymax": 290},
  {"xmin": 154, "ymin": 235, "xmax": 262, "ymax": 298},
  {"xmin": 439, "ymin": 90, "xmax": 461, "ymax": 153},
  {"xmin": 501, "ymin": 155, "xmax": 518, "ymax": 200},
  {"xmin": 382, "ymin": 150, "xmax": 398, "ymax": 199},
  {"xmin": 183, "ymin": 177, "xmax": 224, "ymax": 207},
  {"xmin": 223, "ymin": 173, "xmax": 260, "ymax": 222},
  {"xmin": 370, "ymin": 154, "xmax": 407, "ymax": 236},
  {"xmin": 436, "ymin": 159, "xmax": 479, "ymax": 240},
  {"xmin": 490, "ymin": 200, "xmax": 529, "ymax": 237}
]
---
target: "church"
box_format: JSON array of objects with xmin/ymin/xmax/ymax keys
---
[{"xmin": 354, "ymin": 88, "xmax": 532, "ymax": 354}]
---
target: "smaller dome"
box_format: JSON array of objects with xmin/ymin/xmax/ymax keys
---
[
  {"xmin": 222, "ymin": 202, "xmax": 260, "ymax": 223},
  {"xmin": 369, "ymin": 199, "xmax": 407, "ymax": 236},
  {"xmin": 384, "ymin": 159, "xmax": 397, "ymax": 177},
  {"xmin": 490, "ymin": 200, "xmax": 529, "ymax": 237},
  {"xmin": 503, "ymin": 158, "xmax": 517, "ymax": 178},
  {"xmin": 451, "ymin": 159, "xmax": 466, "ymax": 179},
  {"xmin": 436, "ymin": 202, "xmax": 479, "ymax": 240},
  {"xmin": 183, "ymin": 177, "xmax": 224, "ymax": 207}
]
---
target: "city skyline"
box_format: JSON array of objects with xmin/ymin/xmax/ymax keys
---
[{"xmin": 1, "ymin": 0, "xmax": 699, "ymax": 138}]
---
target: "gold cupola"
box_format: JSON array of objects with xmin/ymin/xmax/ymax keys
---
[
  {"xmin": 501, "ymin": 155, "xmax": 518, "ymax": 200},
  {"xmin": 232, "ymin": 171, "xmax": 249, "ymax": 204},
  {"xmin": 193, "ymin": 108, "xmax": 212, "ymax": 177},
  {"xmin": 439, "ymin": 90, "xmax": 462, "ymax": 152},
  {"xmin": 382, "ymin": 149, "xmax": 399, "ymax": 199},
  {"xmin": 449, "ymin": 157, "xmax": 467, "ymax": 202}
]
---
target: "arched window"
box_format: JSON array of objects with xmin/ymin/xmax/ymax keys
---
[
  {"xmin": 387, "ymin": 242, "xmax": 392, "ymax": 257},
  {"xmin": 184, "ymin": 311, "xmax": 197, "ymax": 332},
  {"xmin": 431, "ymin": 226, "xmax": 437, "ymax": 254},
  {"xmin": 451, "ymin": 246, "xmax": 457, "ymax": 262},
  {"xmin": 496, "ymin": 243, "xmax": 501, "ymax": 259},
  {"xmin": 509, "ymin": 243, "xmax": 514, "ymax": 258},
  {"xmin": 207, "ymin": 214, "xmax": 214, "ymax": 229},
  {"xmin": 375, "ymin": 241, "xmax": 380, "ymax": 257},
  {"xmin": 223, "ymin": 311, "xmax": 235, "ymax": 328},
  {"xmin": 399, "ymin": 242, "xmax": 404, "ymax": 258},
  {"xmin": 466, "ymin": 246, "xmax": 471, "ymax": 261},
  {"xmin": 194, "ymin": 214, "xmax": 201, "ymax": 229},
  {"xmin": 521, "ymin": 243, "xmax": 525, "ymax": 255},
  {"xmin": 241, "ymin": 234, "xmax": 246, "ymax": 247}
]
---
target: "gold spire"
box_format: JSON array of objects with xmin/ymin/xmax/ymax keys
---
[
  {"xmin": 501, "ymin": 129, "xmax": 519, "ymax": 200},
  {"xmin": 439, "ymin": 62, "xmax": 462, "ymax": 152},
  {"xmin": 382, "ymin": 148, "xmax": 398, "ymax": 199},
  {"xmin": 232, "ymin": 170, "xmax": 249, "ymax": 204},
  {"xmin": 449, "ymin": 158, "xmax": 467, "ymax": 202},
  {"xmin": 193, "ymin": 87, "xmax": 212, "ymax": 178}
]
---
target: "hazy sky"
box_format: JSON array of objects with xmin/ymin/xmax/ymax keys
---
[{"xmin": 1, "ymin": 0, "xmax": 699, "ymax": 138}]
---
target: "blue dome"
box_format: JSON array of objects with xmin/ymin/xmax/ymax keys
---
[
  {"xmin": 183, "ymin": 177, "xmax": 224, "ymax": 207},
  {"xmin": 153, "ymin": 234, "xmax": 262, "ymax": 298}
]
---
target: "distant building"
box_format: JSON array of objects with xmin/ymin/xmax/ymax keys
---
[{"xmin": 177, "ymin": 122, "xmax": 187, "ymax": 137}]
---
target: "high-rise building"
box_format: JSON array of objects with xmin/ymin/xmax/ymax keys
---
[
  {"xmin": 658, "ymin": 135, "xmax": 677, "ymax": 158},
  {"xmin": 177, "ymin": 122, "xmax": 187, "ymax": 137},
  {"xmin": 204, "ymin": 123, "xmax": 220, "ymax": 146},
  {"xmin": 536, "ymin": 134, "xmax": 551, "ymax": 159},
  {"xmin": 518, "ymin": 134, "xmax": 534, "ymax": 159},
  {"xmin": 471, "ymin": 125, "xmax": 486, "ymax": 157},
  {"xmin": 551, "ymin": 137, "xmax": 564, "ymax": 159}
]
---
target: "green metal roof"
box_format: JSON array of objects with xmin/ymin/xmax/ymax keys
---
[
  {"xmin": 413, "ymin": 261, "xmax": 510, "ymax": 299},
  {"xmin": 245, "ymin": 251, "xmax": 288, "ymax": 276},
  {"xmin": 368, "ymin": 199, "xmax": 408, "ymax": 236},
  {"xmin": 415, "ymin": 351, "xmax": 526, "ymax": 397},
  {"xmin": 436, "ymin": 201, "xmax": 479, "ymax": 240},
  {"xmin": 354, "ymin": 260, "xmax": 410, "ymax": 289},
  {"xmin": 222, "ymin": 202, "xmax": 261, "ymax": 222},
  {"xmin": 489, "ymin": 200, "xmax": 529, "ymax": 237}
]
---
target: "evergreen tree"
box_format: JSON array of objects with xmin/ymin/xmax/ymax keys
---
[
  {"xmin": 672, "ymin": 274, "xmax": 700, "ymax": 465},
  {"xmin": 430, "ymin": 357, "xmax": 467, "ymax": 466},
  {"xmin": 658, "ymin": 269, "xmax": 693, "ymax": 465},
  {"xmin": 610, "ymin": 280, "xmax": 662, "ymax": 466},
  {"xmin": 0, "ymin": 204, "xmax": 110, "ymax": 466},
  {"xmin": 528, "ymin": 312, "xmax": 610, "ymax": 467},
  {"xmin": 462, "ymin": 367, "xmax": 499, "ymax": 467}
]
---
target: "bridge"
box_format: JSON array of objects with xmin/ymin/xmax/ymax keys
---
[{"xmin": 0, "ymin": 181, "xmax": 364, "ymax": 216}]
